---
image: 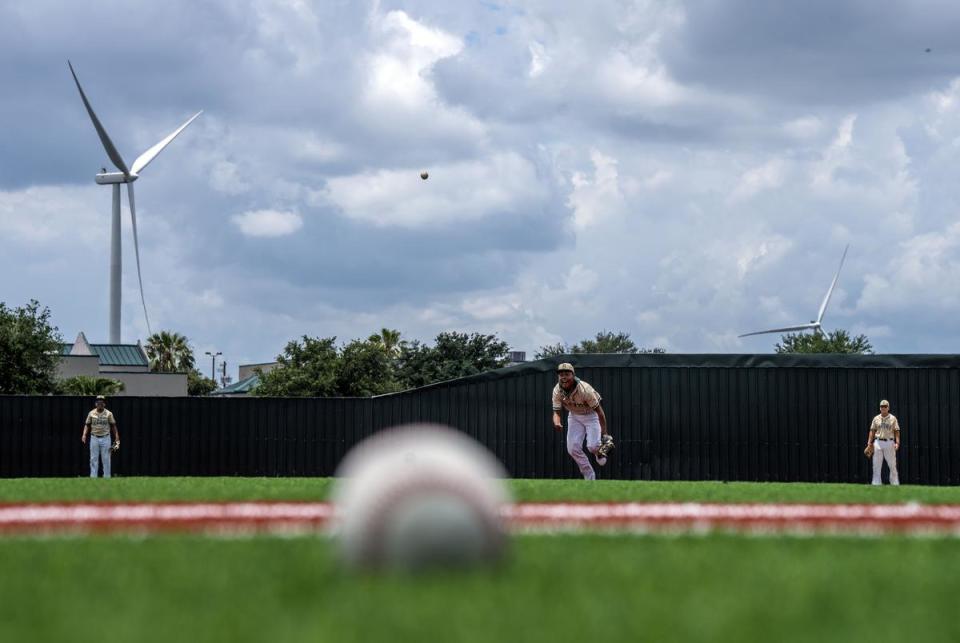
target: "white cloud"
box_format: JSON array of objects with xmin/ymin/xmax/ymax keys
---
[
  {"xmin": 364, "ymin": 10, "xmax": 463, "ymax": 109},
  {"xmin": 191, "ymin": 289, "xmax": 225, "ymax": 309},
  {"xmin": 568, "ymin": 150, "xmax": 626, "ymax": 229},
  {"xmin": 729, "ymin": 159, "xmax": 786, "ymax": 203},
  {"xmin": 636, "ymin": 310, "xmax": 660, "ymax": 324},
  {"xmin": 322, "ymin": 152, "xmax": 546, "ymax": 227},
  {"xmin": 858, "ymin": 222, "xmax": 960, "ymax": 312},
  {"xmin": 209, "ymin": 160, "xmax": 250, "ymax": 195},
  {"xmin": 851, "ymin": 323, "xmax": 892, "ymax": 339},
  {"xmin": 596, "ymin": 50, "xmax": 688, "ymax": 108},
  {"xmin": 734, "ymin": 236, "xmax": 792, "ymax": 280},
  {"xmin": 783, "ymin": 116, "xmax": 823, "ymax": 139},
  {"xmin": 293, "ymin": 134, "xmax": 342, "ymax": 163},
  {"xmin": 621, "ymin": 168, "xmax": 673, "ymax": 198},
  {"xmin": 565, "ymin": 264, "xmax": 600, "ymax": 294},
  {"xmin": 811, "ymin": 114, "xmax": 857, "ymax": 191},
  {"xmin": 0, "ymin": 185, "xmax": 103, "ymax": 244},
  {"xmin": 930, "ymin": 78, "xmax": 960, "ymax": 117},
  {"xmin": 231, "ymin": 209, "xmax": 303, "ymax": 237},
  {"xmin": 462, "ymin": 293, "xmax": 523, "ymax": 321},
  {"xmin": 248, "ymin": 0, "xmax": 326, "ymax": 73},
  {"xmin": 528, "ymin": 41, "xmax": 548, "ymax": 78},
  {"xmin": 355, "ymin": 8, "xmax": 487, "ymax": 151}
]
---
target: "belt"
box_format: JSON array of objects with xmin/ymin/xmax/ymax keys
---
[{"xmin": 876, "ymin": 438, "xmax": 894, "ymax": 441}]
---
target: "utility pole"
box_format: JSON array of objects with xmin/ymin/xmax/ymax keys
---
[{"xmin": 204, "ymin": 351, "xmax": 222, "ymax": 381}]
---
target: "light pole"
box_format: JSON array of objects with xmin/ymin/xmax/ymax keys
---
[{"xmin": 204, "ymin": 351, "xmax": 222, "ymax": 381}]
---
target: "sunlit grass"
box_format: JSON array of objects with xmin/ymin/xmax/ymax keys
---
[{"xmin": 1, "ymin": 476, "xmax": 959, "ymax": 504}]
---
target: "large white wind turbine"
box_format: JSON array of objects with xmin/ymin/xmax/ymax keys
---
[
  {"xmin": 739, "ymin": 244, "xmax": 850, "ymax": 338},
  {"xmin": 68, "ymin": 61, "xmax": 201, "ymax": 344}
]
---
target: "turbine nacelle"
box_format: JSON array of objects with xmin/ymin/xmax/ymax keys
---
[{"xmin": 95, "ymin": 172, "xmax": 138, "ymax": 185}]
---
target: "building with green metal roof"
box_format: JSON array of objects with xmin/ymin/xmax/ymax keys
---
[
  {"xmin": 61, "ymin": 342, "xmax": 149, "ymax": 370},
  {"xmin": 58, "ymin": 332, "xmax": 187, "ymax": 396},
  {"xmin": 210, "ymin": 374, "xmax": 261, "ymax": 397}
]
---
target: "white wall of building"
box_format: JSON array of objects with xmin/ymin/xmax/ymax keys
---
[
  {"xmin": 110, "ymin": 372, "xmax": 188, "ymax": 397},
  {"xmin": 56, "ymin": 356, "xmax": 100, "ymax": 379},
  {"xmin": 239, "ymin": 362, "xmax": 279, "ymax": 381},
  {"xmin": 57, "ymin": 357, "xmax": 187, "ymax": 396}
]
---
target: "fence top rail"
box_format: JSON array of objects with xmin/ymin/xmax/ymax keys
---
[
  {"xmin": 4, "ymin": 354, "xmax": 958, "ymax": 402},
  {"xmin": 372, "ymin": 352, "xmax": 960, "ymax": 397}
]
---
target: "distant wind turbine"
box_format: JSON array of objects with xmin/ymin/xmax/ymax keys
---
[
  {"xmin": 739, "ymin": 244, "xmax": 850, "ymax": 338},
  {"xmin": 68, "ymin": 60, "xmax": 202, "ymax": 343}
]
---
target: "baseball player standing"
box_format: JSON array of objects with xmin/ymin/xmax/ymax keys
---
[
  {"xmin": 81, "ymin": 395, "xmax": 120, "ymax": 478},
  {"xmin": 551, "ymin": 363, "xmax": 614, "ymax": 480},
  {"xmin": 866, "ymin": 399, "xmax": 900, "ymax": 486}
]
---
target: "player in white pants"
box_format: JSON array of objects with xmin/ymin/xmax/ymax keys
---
[
  {"xmin": 81, "ymin": 395, "xmax": 120, "ymax": 478},
  {"xmin": 551, "ymin": 363, "xmax": 612, "ymax": 480},
  {"xmin": 866, "ymin": 399, "xmax": 900, "ymax": 486}
]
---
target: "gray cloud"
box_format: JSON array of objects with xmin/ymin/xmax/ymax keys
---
[
  {"xmin": 660, "ymin": 0, "xmax": 960, "ymax": 106},
  {"xmin": 3, "ymin": 0, "xmax": 960, "ymax": 374}
]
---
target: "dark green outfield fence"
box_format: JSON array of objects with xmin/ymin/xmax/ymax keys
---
[{"xmin": 2, "ymin": 354, "xmax": 959, "ymax": 484}]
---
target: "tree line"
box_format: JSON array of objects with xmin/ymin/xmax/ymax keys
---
[
  {"xmin": 252, "ymin": 329, "xmax": 511, "ymax": 397},
  {"xmin": 535, "ymin": 330, "xmax": 666, "ymax": 358},
  {"xmin": 0, "ymin": 298, "xmax": 874, "ymax": 396}
]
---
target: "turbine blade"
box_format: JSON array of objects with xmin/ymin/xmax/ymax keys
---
[
  {"xmin": 739, "ymin": 323, "xmax": 818, "ymax": 338},
  {"xmin": 815, "ymin": 244, "xmax": 849, "ymax": 324},
  {"xmin": 127, "ymin": 183, "xmax": 153, "ymax": 336},
  {"xmin": 131, "ymin": 111, "xmax": 203, "ymax": 175},
  {"xmin": 67, "ymin": 61, "xmax": 130, "ymax": 176}
]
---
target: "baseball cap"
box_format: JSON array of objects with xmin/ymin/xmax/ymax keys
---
[
  {"xmin": 880, "ymin": 399, "xmax": 889, "ymax": 407},
  {"xmin": 96, "ymin": 395, "xmax": 106, "ymax": 401},
  {"xmin": 557, "ymin": 363, "xmax": 575, "ymax": 373}
]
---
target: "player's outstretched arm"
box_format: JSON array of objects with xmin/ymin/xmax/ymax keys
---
[{"xmin": 596, "ymin": 404, "xmax": 609, "ymax": 436}]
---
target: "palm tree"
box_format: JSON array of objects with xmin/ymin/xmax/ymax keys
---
[
  {"xmin": 368, "ymin": 328, "xmax": 403, "ymax": 357},
  {"xmin": 58, "ymin": 376, "xmax": 125, "ymax": 396},
  {"xmin": 145, "ymin": 331, "xmax": 196, "ymax": 372}
]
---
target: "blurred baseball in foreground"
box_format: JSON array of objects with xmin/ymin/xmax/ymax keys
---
[
  {"xmin": 420, "ymin": 171, "xmax": 429, "ymax": 180},
  {"xmin": 332, "ymin": 424, "xmax": 510, "ymax": 571}
]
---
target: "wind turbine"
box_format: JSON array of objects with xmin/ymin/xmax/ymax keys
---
[
  {"xmin": 739, "ymin": 244, "xmax": 850, "ymax": 338},
  {"xmin": 68, "ymin": 60, "xmax": 202, "ymax": 344}
]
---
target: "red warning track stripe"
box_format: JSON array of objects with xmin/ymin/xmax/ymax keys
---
[
  {"xmin": 505, "ymin": 502, "xmax": 960, "ymax": 535},
  {"xmin": 0, "ymin": 502, "xmax": 334, "ymax": 535},
  {"xmin": 1, "ymin": 501, "xmax": 960, "ymax": 536}
]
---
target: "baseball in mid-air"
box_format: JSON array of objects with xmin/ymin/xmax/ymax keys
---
[
  {"xmin": 420, "ymin": 171, "xmax": 429, "ymax": 180},
  {"xmin": 331, "ymin": 424, "xmax": 511, "ymax": 572}
]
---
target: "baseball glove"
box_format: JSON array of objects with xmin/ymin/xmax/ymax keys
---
[
  {"xmin": 110, "ymin": 441, "xmax": 120, "ymax": 453},
  {"xmin": 598, "ymin": 433, "xmax": 615, "ymax": 458},
  {"xmin": 863, "ymin": 443, "xmax": 874, "ymax": 458}
]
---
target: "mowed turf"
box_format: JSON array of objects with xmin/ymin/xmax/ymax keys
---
[
  {"xmin": 2, "ymin": 478, "xmax": 960, "ymax": 643},
  {"xmin": 3, "ymin": 476, "xmax": 960, "ymax": 504}
]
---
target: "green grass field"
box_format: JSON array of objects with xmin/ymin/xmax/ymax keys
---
[
  {"xmin": 3, "ymin": 476, "xmax": 960, "ymax": 504},
  {"xmin": 2, "ymin": 478, "xmax": 960, "ymax": 643}
]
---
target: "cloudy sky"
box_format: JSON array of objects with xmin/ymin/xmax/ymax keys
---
[{"xmin": 2, "ymin": 0, "xmax": 960, "ymax": 378}]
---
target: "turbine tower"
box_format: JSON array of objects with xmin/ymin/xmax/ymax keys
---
[
  {"xmin": 68, "ymin": 61, "xmax": 202, "ymax": 343},
  {"xmin": 739, "ymin": 244, "xmax": 850, "ymax": 338}
]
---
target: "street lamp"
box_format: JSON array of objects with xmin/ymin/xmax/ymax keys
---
[{"xmin": 204, "ymin": 351, "xmax": 222, "ymax": 381}]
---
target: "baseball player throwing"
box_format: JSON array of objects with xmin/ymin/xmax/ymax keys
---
[{"xmin": 551, "ymin": 362, "xmax": 614, "ymax": 480}]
